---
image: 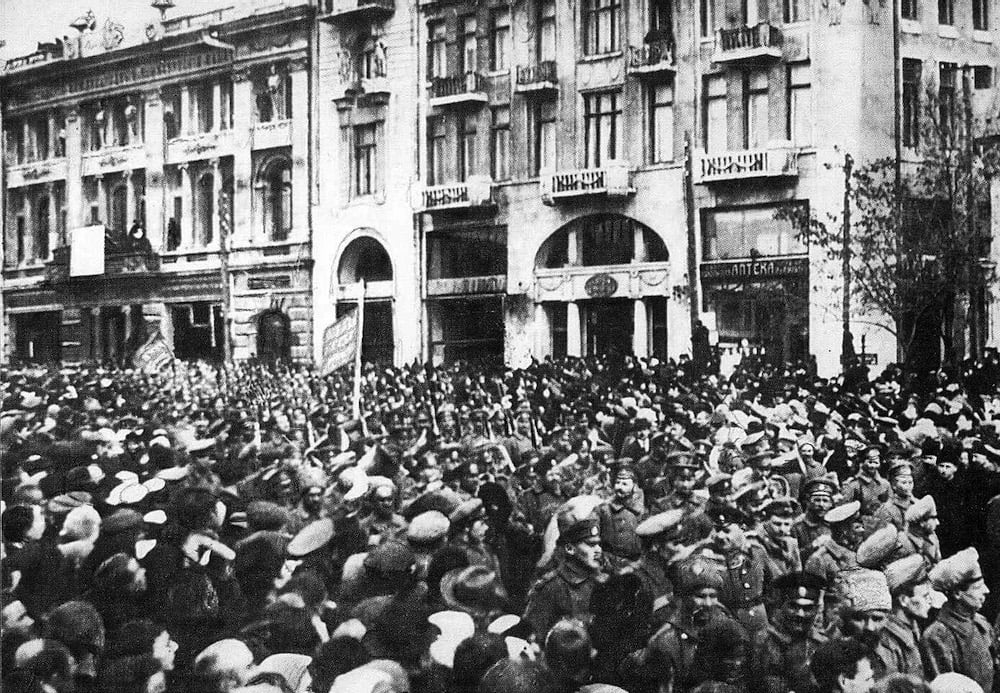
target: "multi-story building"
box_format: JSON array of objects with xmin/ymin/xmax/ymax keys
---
[{"xmin": 1, "ymin": 1, "xmax": 315, "ymax": 363}]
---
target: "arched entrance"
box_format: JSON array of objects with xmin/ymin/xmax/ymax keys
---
[
  {"xmin": 257, "ymin": 309, "xmax": 292, "ymax": 361},
  {"xmin": 533, "ymin": 214, "xmax": 670, "ymax": 359},
  {"xmin": 336, "ymin": 234, "xmax": 395, "ymax": 365}
]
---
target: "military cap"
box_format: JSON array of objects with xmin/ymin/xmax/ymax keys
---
[
  {"xmin": 904, "ymin": 495, "xmax": 937, "ymax": 524},
  {"xmin": 666, "ymin": 450, "xmax": 700, "ymax": 470},
  {"xmin": 613, "ymin": 463, "xmax": 638, "ymax": 481},
  {"xmin": 838, "ymin": 568, "xmax": 891, "ymax": 612},
  {"xmin": 803, "ymin": 475, "xmax": 838, "ymax": 499},
  {"xmin": 363, "ymin": 540, "xmax": 416, "ymax": 574},
  {"xmin": 824, "ymin": 501, "xmax": 861, "ymax": 526},
  {"xmin": 406, "ymin": 510, "xmax": 450, "ymax": 544},
  {"xmin": 635, "ymin": 509, "xmax": 685, "ymax": 539},
  {"xmin": 929, "ymin": 547, "xmax": 984, "ymax": 593},
  {"xmin": 709, "ymin": 503, "xmax": 751, "ymax": 528},
  {"xmin": 286, "ymin": 518, "xmax": 335, "ymax": 558},
  {"xmin": 885, "ymin": 554, "xmax": 929, "ymax": 594},
  {"xmin": 771, "ymin": 571, "xmax": 826, "ymax": 604},
  {"xmin": 102, "ymin": 509, "xmax": 144, "ymax": 535},
  {"xmin": 155, "ymin": 465, "xmax": 188, "ymax": 481},
  {"xmin": 340, "ymin": 467, "xmax": 370, "ymax": 502},
  {"xmin": 856, "ymin": 525, "xmax": 899, "ymax": 569},
  {"xmin": 449, "ymin": 499, "xmax": 486, "ymax": 528},
  {"xmin": 559, "ymin": 516, "xmax": 600, "ymax": 544},
  {"xmin": 740, "ymin": 431, "xmax": 766, "ymax": 449},
  {"xmin": 706, "ymin": 472, "xmax": 732, "ymax": 492},
  {"xmin": 246, "ymin": 501, "xmax": 291, "ymax": 532},
  {"xmin": 47, "ymin": 492, "xmax": 92, "ymax": 516},
  {"xmin": 675, "ymin": 555, "xmax": 725, "ymax": 595},
  {"xmin": 887, "ymin": 460, "xmax": 913, "ymax": 480},
  {"xmin": 761, "ymin": 497, "xmax": 799, "ymax": 518}
]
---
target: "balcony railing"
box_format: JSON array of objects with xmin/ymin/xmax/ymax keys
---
[
  {"xmin": 419, "ymin": 176, "xmax": 494, "ymax": 211},
  {"xmin": 696, "ymin": 147, "xmax": 798, "ymax": 183},
  {"xmin": 626, "ymin": 38, "xmax": 676, "ymax": 75},
  {"xmin": 714, "ymin": 23, "xmax": 783, "ymax": 62},
  {"xmin": 429, "ymin": 73, "xmax": 488, "ymax": 106},
  {"xmin": 47, "ymin": 245, "xmax": 160, "ymax": 283},
  {"xmin": 319, "ymin": 0, "xmax": 395, "ymax": 22},
  {"xmin": 541, "ymin": 162, "xmax": 634, "ymax": 204},
  {"xmin": 515, "ymin": 61, "xmax": 558, "ymax": 93}
]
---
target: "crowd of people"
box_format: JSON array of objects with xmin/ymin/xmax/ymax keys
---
[{"xmin": 3, "ymin": 350, "xmax": 1000, "ymax": 693}]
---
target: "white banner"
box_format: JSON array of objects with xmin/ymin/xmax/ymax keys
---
[
  {"xmin": 70, "ymin": 225, "xmax": 106, "ymax": 277},
  {"xmin": 321, "ymin": 308, "xmax": 360, "ymax": 375}
]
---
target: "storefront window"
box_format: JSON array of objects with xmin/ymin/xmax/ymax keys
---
[
  {"xmin": 427, "ymin": 227, "xmax": 507, "ymax": 279},
  {"xmin": 701, "ymin": 203, "xmax": 807, "ymax": 260}
]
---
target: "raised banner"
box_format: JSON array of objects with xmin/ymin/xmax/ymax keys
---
[
  {"xmin": 70, "ymin": 226, "xmax": 106, "ymax": 277},
  {"xmin": 133, "ymin": 332, "xmax": 174, "ymax": 374},
  {"xmin": 321, "ymin": 308, "xmax": 360, "ymax": 375}
]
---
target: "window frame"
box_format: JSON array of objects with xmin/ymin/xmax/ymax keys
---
[
  {"xmin": 490, "ymin": 7, "xmax": 511, "ymax": 72},
  {"xmin": 902, "ymin": 58, "xmax": 922, "ymax": 148},
  {"xmin": 648, "ymin": 80, "xmax": 675, "ymax": 163},
  {"xmin": 354, "ymin": 123, "xmax": 378, "ymax": 197},
  {"xmin": 428, "ymin": 21, "xmax": 448, "ymax": 79},
  {"xmin": 582, "ymin": 0, "xmax": 622, "ymax": 56},
  {"xmin": 460, "ymin": 15, "xmax": 478, "ymax": 75},
  {"xmin": 583, "ymin": 90, "xmax": 621, "ymax": 168},
  {"xmin": 530, "ymin": 99, "xmax": 558, "ymax": 176},
  {"xmin": 938, "ymin": 0, "xmax": 954, "ymax": 25},
  {"xmin": 491, "ymin": 105, "xmax": 511, "ymax": 181},
  {"xmin": 458, "ymin": 112, "xmax": 478, "ymax": 182}
]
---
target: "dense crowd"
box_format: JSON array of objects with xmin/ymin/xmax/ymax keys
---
[{"xmin": 3, "ymin": 350, "xmax": 1000, "ymax": 693}]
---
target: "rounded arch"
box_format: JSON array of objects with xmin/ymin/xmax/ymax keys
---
[
  {"xmin": 533, "ymin": 214, "xmax": 669, "ymax": 269},
  {"xmin": 337, "ymin": 233, "xmax": 394, "ymax": 285},
  {"xmin": 255, "ymin": 154, "xmax": 292, "ymax": 242},
  {"xmin": 255, "ymin": 308, "xmax": 291, "ymax": 362}
]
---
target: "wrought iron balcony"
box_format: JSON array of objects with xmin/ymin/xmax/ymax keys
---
[
  {"xmin": 540, "ymin": 162, "xmax": 634, "ymax": 205},
  {"xmin": 418, "ymin": 176, "xmax": 494, "ymax": 212},
  {"xmin": 696, "ymin": 147, "xmax": 798, "ymax": 183},
  {"xmin": 318, "ymin": 0, "xmax": 394, "ymax": 23},
  {"xmin": 626, "ymin": 37, "xmax": 676, "ymax": 76},
  {"xmin": 515, "ymin": 61, "xmax": 558, "ymax": 93},
  {"xmin": 429, "ymin": 73, "xmax": 488, "ymax": 107},
  {"xmin": 713, "ymin": 23, "xmax": 782, "ymax": 63}
]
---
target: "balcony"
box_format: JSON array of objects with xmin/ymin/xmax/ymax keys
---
[
  {"xmin": 81, "ymin": 143, "xmax": 146, "ymax": 176},
  {"xmin": 318, "ymin": 0, "xmax": 394, "ymax": 23},
  {"xmin": 417, "ymin": 176, "xmax": 494, "ymax": 212},
  {"xmin": 540, "ymin": 162, "xmax": 634, "ymax": 205},
  {"xmin": 515, "ymin": 61, "xmax": 558, "ymax": 94},
  {"xmin": 713, "ymin": 23, "xmax": 783, "ymax": 63},
  {"xmin": 46, "ymin": 245, "xmax": 160, "ymax": 284},
  {"xmin": 696, "ymin": 147, "xmax": 798, "ymax": 183},
  {"xmin": 429, "ymin": 73, "xmax": 488, "ymax": 108},
  {"xmin": 626, "ymin": 37, "xmax": 676, "ymax": 76}
]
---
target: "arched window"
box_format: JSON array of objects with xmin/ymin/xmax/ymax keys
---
[
  {"xmin": 258, "ymin": 158, "xmax": 292, "ymax": 241},
  {"xmin": 338, "ymin": 235, "xmax": 393, "ymax": 284},
  {"xmin": 534, "ymin": 214, "xmax": 669, "ymax": 268},
  {"xmin": 196, "ymin": 173, "xmax": 214, "ymax": 246}
]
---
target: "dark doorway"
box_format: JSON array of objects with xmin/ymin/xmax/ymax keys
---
[
  {"xmin": 585, "ymin": 298, "xmax": 633, "ymax": 357},
  {"xmin": 172, "ymin": 302, "xmax": 223, "ymax": 360},
  {"xmin": 257, "ymin": 310, "xmax": 292, "ymax": 362},
  {"xmin": 336, "ymin": 300, "xmax": 394, "ymax": 365},
  {"xmin": 13, "ymin": 312, "xmax": 61, "ymax": 363}
]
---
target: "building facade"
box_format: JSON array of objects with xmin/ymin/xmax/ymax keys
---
[{"xmin": 2, "ymin": 2, "xmax": 315, "ymax": 364}]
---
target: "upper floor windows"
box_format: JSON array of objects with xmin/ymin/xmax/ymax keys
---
[
  {"xmin": 82, "ymin": 96, "xmax": 144, "ymax": 151},
  {"xmin": 973, "ymin": 0, "xmax": 989, "ymax": 29},
  {"xmin": 460, "ymin": 15, "xmax": 478, "ymax": 74},
  {"xmin": 4, "ymin": 111, "xmax": 66, "ymax": 165},
  {"xmin": 584, "ymin": 91, "xmax": 620, "ymax": 166},
  {"xmin": 939, "ymin": 0, "xmax": 954, "ymax": 25},
  {"xmin": 537, "ymin": 0, "xmax": 557, "ymax": 61},
  {"xmin": 257, "ymin": 155, "xmax": 292, "ymax": 241},
  {"xmin": 428, "ymin": 21, "xmax": 448, "ymax": 78},
  {"xmin": 902, "ymin": 59, "xmax": 922, "ymax": 147},
  {"xmin": 787, "ymin": 62, "xmax": 812, "ymax": 146},
  {"xmin": 255, "ymin": 67, "xmax": 293, "ymax": 123},
  {"xmin": 650, "ymin": 0, "xmax": 673, "ymax": 35},
  {"xmin": 901, "ymin": 0, "xmax": 918, "ymax": 20},
  {"xmin": 784, "ymin": 0, "xmax": 810, "ymax": 23},
  {"xmin": 490, "ymin": 8, "xmax": 511, "ymax": 71},
  {"xmin": 582, "ymin": 0, "xmax": 621, "ymax": 55}
]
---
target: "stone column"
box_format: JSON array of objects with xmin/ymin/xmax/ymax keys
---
[
  {"xmin": 567, "ymin": 301, "xmax": 582, "ymax": 357},
  {"xmin": 633, "ymin": 223, "xmax": 647, "ymax": 262},
  {"xmin": 47, "ymin": 112, "xmax": 57, "ymax": 159},
  {"xmin": 65, "ymin": 107, "xmax": 83, "ymax": 231},
  {"xmin": 180, "ymin": 86, "xmax": 191, "ymax": 136},
  {"xmin": 633, "ymin": 298, "xmax": 649, "ymax": 358},
  {"xmin": 124, "ymin": 170, "xmax": 134, "ymax": 230},
  {"xmin": 143, "ymin": 89, "xmax": 165, "ymax": 250},
  {"xmin": 567, "ymin": 227, "xmax": 580, "ymax": 265},
  {"xmin": 231, "ymin": 70, "xmax": 254, "ymax": 245},
  {"xmin": 46, "ymin": 182, "xmax": 58, "ymax": 258},
  {"xmin": 289, "ymin": 60, "xmax": 309, "ymax": 240},
  {"xmin": 178, "ymin": 163, "xmax": 192, "ymax": 248},
  {"xmin": 534, "ymin": 302, "xmax": 550, "ymax": 358},
  {"xmin": 210, "ymin": 157, "xmax": 221, "ymax": 247},
  {"xmin": 95, "ymin": 174, "xmax": 107, "ymax": 226},
  {"xmin": 22, "ymin": 121, "xmax": 32, "ymax": 162}
]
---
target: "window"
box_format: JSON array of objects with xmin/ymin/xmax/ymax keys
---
[
  {"xmin": 703, "ymin": 74, "xmax": 727, "ymax": 153},
  {"xmin": 354, "ymin": 124, "xmax": 378, "ymax": 197},
  {"xmin": 195, "ymin": 82, "xmax": 214, "ymax": 134},
  {"xmin": 162, "ymin": 88, "xmax": 182, "ymax": 140},
  {"xmin": 459, "ymin": 113, "xmax": 477, "ymax": 181},
  {"xmin": 426, "ymin": 226, "xmax": 508, "ymax": 279},
  {"xmin": 974, "ymin": 0, "xmax": 989, "ymax": 29},
  {"xmin": 538, "ymin": 0, "xmax": 557, "ymax": 61},
  {"xmin": 650, "ymin": 0, "xmax": 673, "ymax": 33},
  {"xmin": 902, "ymin": 59, "xmax": 921, "ymax": 147},
  {"xmin": 428, "ymin": 117, "xmax": 446, "ymax": 185},
  {"xmin": 16, "ymin": 213, "xmax": 26, "ymax": 265},
  {"xmin": 700, "ymin": 0, "xmax": 713, "ymax": 36},
  {"xmin": 35, "ymin": 196, "xmax": 49, "ymax": 260},
  {"xmin": 938, "ymin": 0, "xmax": 953, "ymax": 24},
  {"xmin": 491, "ymin": 8, "xmax": 510, "ymax": 71},
  {"xmin": 220, "ymin": 81, "xmax": 233, "ymax": 130},
  {"xmin": 583, "ymin": 0, "xmax": 621, "ymax": 55},
  {"xmin": 939, "ymin": 62, "xmax": 957, "ymax": 140},
  {"xmin": 491, "ymin": 106, "xmax": 510, "ymax": 180},
  {"xmin": 974, "ymin": 65, "xmax": 993, "ymax": 89},
  {"xmin": 196, "ymin": 174, "xmax": 214, "ymax": 246},
  {"xmin": 649, "ymin": 81, "xmax": 674, "ymax": 163},
  {"xmin": 260, "ymin": 158, "xmax": 292, "ymax": 241},
  {"xmin": 784, "ymin": 0, "xmax": 809, "ymax": 22},
  {"xmin": 901, "ymin": 0, "xmax": 918, "ymax": 20},
  {"xmin": 460, "ymin": 16, "xmax": 478, "ymax": 75},
  {"xmin": 584, "ymin": 91, "xmax": 620, "ymax": 167},
  {"xmin": 428, "ymin": 21, "xmax": 447, "ymax": 78},
  {"xmin": 530, "ymin": 99, "xmax": 557, "ymax": 175},
  {"xmin": 744, "ymin": 70, "xmax": 769, "ymax": 149},
  {"xmin": 787, "ymin": 62, "xmax": 812, "ymax": 146},
  {"xmin": 701, "ymin": 203, "xmax": 807, "ymax": 259}
]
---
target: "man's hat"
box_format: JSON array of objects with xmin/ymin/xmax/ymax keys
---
[
  {"xmin": 885, "ymin": 554, "xmax": 929, "ymax": 594},
  {"xmin": 449, "ymin": 499, "xmax": 486, "ymax": 528},
  {"xmin": 709, "ymin": 504, "xmax": 750, "ymax": 529},
  {"xmin": 929, "ymin": 547, "xmax": 983, "ymax": 593},
  {"xmin": 824, "ymin": 501, "xmax": 861, "ymax": 526},
  {"xmin": 856, "ymin": 525, "xmax": 899, "ymax": 569},
  {"xmin": 363, "ymin": 540, "xmax": 415, "ymax": 575},
  {"xmin": 286, "ymin": 518, "xmax": 334, "ymax": 558},
  {"xmin": 406, "ymin": 511, "xmax": 450, "ymax": 544},
  {"xmin": 439, "ymin": 566, "xmax": 507, "ymax": 616},
  {"xmin": 904, "ymin": 495, "xmax": 937, "ymax": 524},
  {"xmin": 761, "ymin": 497, "xmax": 799, "ymax": 519},
  {"xmin": 771, "ymin": 571, "xmax": 826, "ymax": 604},
  {"xmin": 838, "ymin": 568, "xmax": 891, "ymax": 612},
  {"xmin": 635, "ymin": 509, "xmax": 685, "ymax": 540},
  {"xmin": 803, "ymin": 474, "xmax": 838, "ymax": 499},
  {"xmin": 675, "ymin": 556, "xmax": 724, "ymax": 595},
  {"xmin": 887, "ymin": 460, "xmax": 913, "ymax": 481}
]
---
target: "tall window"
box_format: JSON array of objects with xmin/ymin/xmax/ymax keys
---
[
  {"xmin": 196, "ymin": 174, "xmax": 214, "ymax": 246},
  {"xmin": 939, "ymin": 0, "xmax": 953, "ymax": 24},
  {"xmin": 530, "ymin": 100, "xmax": 557, "ymax": 175},
  {"xmin": 744, "ymin": 70, "xmax": 769, "ymax": 149},
  {"xmin": 428, "ymin": 117, "xmax": 446, "ymax": 185},
  {"xmin": 649, "ymin": 81, "xmax": 674, "ymax": 163},
  {"xmin": 786, "ymin": 62, "xmax": 811, "ymax": 146},
  {"xmin": 261, "ymin": 158, "xmax": 292, "ymax": 241},
  {"xmin": 538, "ymin": 0, "xmax": 557, "ymax": 61},
  {"xmin": 220, "ymin": 80, "xmax": 234, "ymax": 130},
  {"xmin": 784, "ymin": 0, "xmax": 809, "ymax": 22},
  {"xmin": 650, "ymin": 0, "xmax": 673, "ymax": 33},
  {"xmin": 583, "ymin": 0, "xmax": 621, "ymax": 55},
  {"xmin": 354, "ymin": 124, "xmax": 377, "ymax": 196},
  {"xmin": 491, "ymin": 106, "xmax": 510, "ymax": 180},
  {"xmin": 428, "ymin": 21, "xmax": 447, "ymax": 78},
  {"xmin": 491, "ymin": 8, "xmax": 511, "ymax": 71},
  {"xmin": 901, "ymin": 0, "xmax": 918, "ymax": 19},
  {"xmin": 196, "ymin": 82, "xmax": 214, "ymax": 134},
  {"xmin": 974, "ymin": 0, "xmax": 989, "ymax": 29},
  {"xmin": 700, "ymin": 0, "xmax": 713, "ymax": 36},
  {"xmin": 939, "ymin": 62, "xmax": 957, "ymax": 140},
  {"xmin": 703, "ymin": 74, "xmax": 727, "ymax": 153},
  {"xmin": 459, "ymin": 113, "xmax": 477, "ymax": 181},
  {"xmin": 35, "ymin": 196, "xmax": 49, "ymax": 260},
  {"xmin": 460, "ymin": 16, "xmax": 478, "ymax": 75},
  {"xmin": 902, "ymin": 59, "xmax": 922, "ymax": 147},
  {"xmin": 584, "ymin": 91, "xmax": 620, "ymax": 167},
  {"xmin": 162, "ymin": 88, "xmax": 182, "ymax": 140}
]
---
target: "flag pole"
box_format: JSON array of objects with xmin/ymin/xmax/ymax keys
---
[{"xmin": 352, "ymin": 281, "xmax": 366, "ymax": 420}]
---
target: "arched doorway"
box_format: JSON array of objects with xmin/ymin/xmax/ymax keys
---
[
  {"xmin": 337, "ymin": 235, "xmax": 395, "ymax": 365},
  {"xmin": 257, "ymin": 309, "xmax": 291, "ymax": 361},
  {"xmin": 533, "ymin": 214, "xmax": 670, "ymax": 359}
]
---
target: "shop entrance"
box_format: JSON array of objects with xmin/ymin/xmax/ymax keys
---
[
  {"xmin": 12, "ymin": 312, "xmax": 61, "ymax": 363},
  {"xmin": 584, "ymin": 299, "xmax": 633, "ymax": 358}
]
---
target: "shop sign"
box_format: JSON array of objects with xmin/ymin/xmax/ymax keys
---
[
  {"xmin": 249, "ymin": 276, "xmax": 292, "ymax": 290},
  {"xmin": 426, "ymin": 275, "xmax": 506, "ymax": 296},
  {"xmin": 700, "ymin": 257, "xmax": 808, "ymax": 282},
  {"xmin": 584, "ymin": 273, "xmax": 618, "ymax": 298}
]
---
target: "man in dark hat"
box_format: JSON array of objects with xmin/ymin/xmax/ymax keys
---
[
  {"xmin": 596, "ymin": 464, "xmax": 645, "ymax": 566},
  {"xmin": 841, "ymin": 445, "xmax": 891, "ymax": 532},
  {"xmin": 757, "ymin": 497, "xmax": 803, "ymax": 578},
  {"xmin": 872, "ymin": 554, "xmax": 932, "ymax": 679},
  {"xmin": 873, "ymin": 459, "xmax": 914, "ymax": 531},
  {"xmin": 794, "ymin": 475, "xmax": 836, "ymax": 560},
  {"xmin": 633, "ymin": 508, "xmax": 686, "ymax": 606},
  {"xmin": 751, "ymin": 571, "xmax": 828, "ymax": 693},
  {"xmin": 655, "ymin": 453, "xmax": 705, "ymax": 519},
  {"xmin": 519, "ymin": 459, "xmax": 564, "ymax": 535}
]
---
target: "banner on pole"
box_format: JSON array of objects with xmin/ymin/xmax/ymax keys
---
[
  {"xmin": 133, "ymin": 331, "xmax": 175, "ymax": 374},
  {"xmin": 321, "ymin": 309, "xmax": 360, "ymax": 375}
]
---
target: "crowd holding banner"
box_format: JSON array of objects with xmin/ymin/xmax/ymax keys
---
[{"xmin": 3, "ymin": 349, "xmax": 1000, "ymax": 693}]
